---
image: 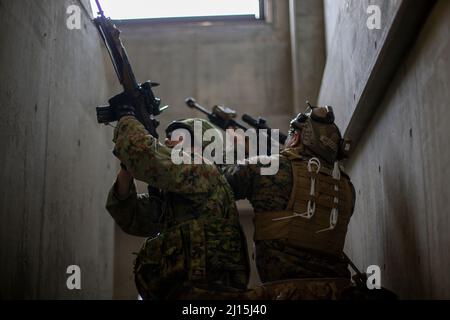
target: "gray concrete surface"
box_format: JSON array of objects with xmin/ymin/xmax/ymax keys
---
[
  {"xmin": 321, "ymin": 0, "xmax": 450, "ymax": 298},
  {"xmin": 319, "ymin": 0, "xmax": 435, "ymax": 146},
  {"xmin": 0, "ymin": 0, "xmax": 116, "ymax": 299},
  {"xmin": 319, "ymin": 0, "xmax": 402, "ymax": 135},
  {"xmin": 289, "ymin": 0, "xmax": 326, "ymax": 112},
  {"xmin": 323, "ymin": 0, "xmax": 341, "ymax": 55}
]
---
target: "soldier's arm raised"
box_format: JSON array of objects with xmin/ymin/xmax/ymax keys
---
[
  {"xmin": 115, "ymin": 167, "xmax": 134, "ymax": 198},
  {"xmin": 106, "ymin": 176, "xmax": 163, "ymax": 237},
  {"xmin": 112, "ymin": 116, "xmax": 218, "ymax": 194}
]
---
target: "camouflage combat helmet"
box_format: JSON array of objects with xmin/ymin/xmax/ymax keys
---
[
  {"xmin": 166, "ymin": 118, "xmax": 223, "ymax": 150},
  {"xmin": 289, "ymin": 103, "xmax": 347, "ymax": 164}
]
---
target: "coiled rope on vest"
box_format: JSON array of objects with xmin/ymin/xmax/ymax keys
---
[
  {"xmin": 272, "ymin": 157, "xmax": 321, "ymax": 221},
  {"xmin": 317, "ymin": 161, "xmax": 341, "ymax": 233},
  {"xmin": 299, "ymin": 157, "xmax": 321, "ymax": 219}
]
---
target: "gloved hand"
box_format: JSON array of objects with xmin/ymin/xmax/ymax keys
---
[{"xmin": 109, "ymin": 91, "xmax": 136, "ymax": 120}]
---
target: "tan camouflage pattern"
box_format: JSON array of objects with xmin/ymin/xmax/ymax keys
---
[
  {"xmin": 248, "ymin": 278, "xmax": 352, "ymax": 300},
  {"xmin": 223, "ymin": 147, "xmax": 353, "ymax": 283},
  {"xmin": 172, "ymin": 279, "xmax": 396, "ymax": 300},
  {"xmin": 167, "ymin": 118, "xmax": 224, "ymax": 150},
  {"xmin": 106, "ymin": 116, "xmax": 249, "ymax": 300},
  {"xmin": 171, "ymin": 278, "xmax": 353, "ymax": 300},
  {"xmin": 295, "ymin": 119, "xmax": 342, "ymax": 165}
]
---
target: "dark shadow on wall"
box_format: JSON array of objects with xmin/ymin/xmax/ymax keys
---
[{"xmin": 381, "ymin": 151, "xmax": 428, "ymax": 299}]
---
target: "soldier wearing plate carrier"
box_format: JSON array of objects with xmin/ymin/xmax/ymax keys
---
[{"xmin": 223, "ymin": 104, "xmax": 360, "ymax": 299}]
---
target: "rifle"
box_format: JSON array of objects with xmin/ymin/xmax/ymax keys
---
[
  {"xmin": 242, "ymin": 114, "xmax": 288, "ymax": 144},
  {"xmin": 185, "ymin": 97, "xmax": 247, "ymax": 131},
  {"xmin": 93, "ymin": 0, "xmax": 167, "ymax": 138}
]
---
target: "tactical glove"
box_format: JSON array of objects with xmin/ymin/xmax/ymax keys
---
[{"xmin": 108, "ymin": 91, "xmax": 136, "ymax": 120}]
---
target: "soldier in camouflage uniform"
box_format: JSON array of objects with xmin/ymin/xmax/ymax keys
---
[
  {"xmin": 223, "ymin": 105, "xmax": 356, "ymax": 299},
  {"xmin": 106, "ymin": 114, "xmax": 249, "ymax": 300}
]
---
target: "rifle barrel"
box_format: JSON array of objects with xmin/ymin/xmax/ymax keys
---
[
  {"xmin": 232, "ymin": 121, "xmax": 248, "ymax": 131},
  {"xmin": 185, "ymin": 98, "xmax": 211, "ymax": 116},
  {"xmin": 242, "ymin": 114, "xmax": 268, "ymax": 129},
  {"xmin": 95, "ymin": 0, "xmax": 104, "ymax": 16}
]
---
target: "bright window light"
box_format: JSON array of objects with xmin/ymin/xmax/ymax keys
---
[{"xmin": 90, "ymin": 0, "xmax": 262, "ymax": 20}]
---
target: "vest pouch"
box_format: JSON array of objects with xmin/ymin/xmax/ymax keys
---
[
  {"xmin": 134, "ymin": 226, "xmax": 187, "ymax": 299},
  {"xmin": 134, "ymin": 220, "xmax": 207, "ymax": 299}
]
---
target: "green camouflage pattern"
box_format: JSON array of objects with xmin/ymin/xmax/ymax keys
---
[
  {"xmin": 249, "ymin": 278, "xmax": 352, "ymax": 300},
  {"xmin": 292, "ymin": 118, "xmax": 342, "ymax": 165},
  {"xmin": 170, "ymin": 278, "xmax": 353, "ymax": 300},
  {"xmin": 166, "ymin": 118, "xmax": 224, "ymax": 150},
  {"xmin": 289, "ymin": 106, "xmax": 344, "ymax": 165},
  {"xmin": 171, "ymin": 279, "xmax": 396, "ymax": 300},
  {"xmin": 106, "ymin": 116, "xmax": 249, "ymax": 299},
  {"xmin": 223, "ymin": 147, "xmax": 351, "ymax": 283}
]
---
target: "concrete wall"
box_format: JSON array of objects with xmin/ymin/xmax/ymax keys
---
[
  {"xmin": 289, "ymin": 0, "xmax": 326, "ymax": 112},
  {"xmin": 320, "ymin": 0, "xmax": 436, "ymax": 147},
  {"xmin": 319, "ymin": 0, "xmax": 403, "ymax": 135},
  {"xmin": 321, "ymin": 0, "xmax": 450, "ymax": 298},
  {"xmin": 323, "ymin": 0, "xmax": 341, "ymax": 55},
  {"xmin": 0, "ymin": 0, "xmax": 116, "ymax": 299}
]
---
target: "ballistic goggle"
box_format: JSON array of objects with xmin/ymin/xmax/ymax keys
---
[{"xmin": 290, "ymin": 102, "xmax": 335, "ymax": 131}]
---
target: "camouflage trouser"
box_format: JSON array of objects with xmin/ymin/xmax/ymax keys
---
[
  {"xmin": 138, "ymin": 278, "xmax": 398, "ymax": 300},
  {"xmin": 170, "ymin": 278, "xmax": 352, "ymax": 300},
  {"xmin": 135, "ymin": 270, "xmax": 250, "ymax": 300},
  {"xmin": 134, "ymin": 218, "xmax": 250, "ymax": 300},
  {"xmin": 137, "ymin": 281, "xmax": 246, "ymax": 300},
  {"xmin": 248, "ymin": 278, "xmax": 352, "ymax": 300},
  {"xmin": 255, "ymin": 241, "xmax": 351, "ymax": 282}
]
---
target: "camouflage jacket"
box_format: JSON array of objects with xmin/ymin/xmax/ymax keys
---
[
  {"xmin": 223, "ymin": 147, "xmax": 353, "ymax": 283},
  {"xmin": 106, "ymin": 116, "xmax": 249, "ymax": 299}
]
